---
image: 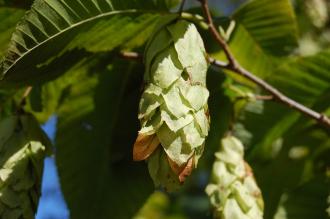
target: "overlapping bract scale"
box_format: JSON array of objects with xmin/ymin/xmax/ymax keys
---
[
  {"xmin": 133, "ymin": 18, "xmax": 210, "ymax": 191},
  {"xmin": 205, "ymin": 136, "xmax": 264, "ymax": 219},
  {"xmin": 0, "ymin": 114, "xmax": 50, "ymax": 219}
]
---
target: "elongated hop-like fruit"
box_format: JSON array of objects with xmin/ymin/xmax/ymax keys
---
[
  {"xmin": 133, "ymin": 17, "xmax": 210, "ymax": 191},
  {"xmin": 0, "ymin": 114, "xmax": 51, "ymax": 219},
  {"xmin": 205, "ymin": 136, "xmax": 264, "ymax": 219}
]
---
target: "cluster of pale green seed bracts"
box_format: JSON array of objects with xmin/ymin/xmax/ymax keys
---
[
  {"xmin": 0, "ymin": 114, "xmax": 50, "ymax": 219},
  {"xmin": 206, "ymin": 136, "xmax": 264, "ymax": 219},
  {"xmin": 133, "ymin": 17, "xmax": 210, "ymax": 191}
]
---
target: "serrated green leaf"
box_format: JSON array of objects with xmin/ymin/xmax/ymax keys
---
[
  {"xmin": 233, "ymin": 0, "xmax": 298, "ymax": 56},
  {"xmin": 28, "ymin": 85, "xmax": 42, "ymax": 112},
  {"xmin": 274, "ymin": 177, "xmax": 329, "ymax": 219},
  {"xmin": 0, "ymin": 0, "xmax": 33, "ymax": 9},
  {"xmin": 249, "ymin": 109, "xmax": 330, "ymax": 219},
  {"xmin": 0, "ymin": 8, "xmax": 25, "ymax": 57},
  {"xmin": 0, "ymin": 187, "xmax": 20, "ymax": 208},
  {"xmin": 55, "ymin": 58, "xmax": 153, "ymax": 219},
  {"xmin": 244, "ymin": 50, "xmax": 330, "ymax": 160},
  {"xmin": 269, "ymin": 50, "xmax": 330, "ymax": 104},
  {"xmin": 0, "ymin": 116, "xmax": 17, "ymax": 147},
  {"xmin": 26, "ymin": 22, "xmax": 155, "ymax": 123},
  {"xmin": 23, "ymin": 54, "xmax": 106, "ymax": 123},
  {"xmin": 0, "ymin": 0, "xmax": 174, "ymax": 86},
  {"xmin": 213, "ymin": 0, "xmax": 298, "ymax": 80}
]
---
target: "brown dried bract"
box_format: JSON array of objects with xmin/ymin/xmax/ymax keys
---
[
  {"xmin": 167, "ymin": 156, "xmax": 182, "ymax": 176},
  {"xmin": 178, "ymin": 156, "xmax": 194, "ymax": 183},
  {"xmin": 133, "ymin": 133, "xmax": 160, "ymax": 161},
  {"xmin": 167, "ymin": 155, "xmax": 195, "ymax": 183},
  {"xmin": 244, "ymin": 161, "xmax": 254, "ymax": 177}
]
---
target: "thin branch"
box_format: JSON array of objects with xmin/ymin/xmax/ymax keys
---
[
  {"xmin": 198, "ymin": 0, "xmax": 237, "ymax": 66},
  {"xmin": 19, "ymin": 86, "xmax": 32, "ymax": 107},
  {"xmin": 118, "ymin": 51, "xmax": 329, "ymax": 127},
  {"xmin": 254, "ymin": 95, "xmax": 274, "ymax": 101},
  {"xmin": 178, "ymin": 0, "xmax": 187, "ymax": 14},
  {"xmin": 16, "ymin": 86, "xmax": 32, "ymax": 114},
  {"xmin": 119, "ymin": 51, "xmax": 142, "ymax": 61},
  {"xmin": 208, "ymin": 57, "xmax": 228, "ymax": 68},
  {"xmin": 198, "ymin": 0, "xmax": 330, "ymax": 128},
  {"xmin": 235, "ymin": 95, "xmax": 274, "ymax": 101},
  {"xmin": 119, "ymin": 51, "xmax": 330, "ymax": 127}
]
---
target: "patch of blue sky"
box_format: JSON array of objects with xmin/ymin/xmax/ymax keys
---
[{"xmin": 36, "ymin": 116, "xmax": 70, "ymax": 219}]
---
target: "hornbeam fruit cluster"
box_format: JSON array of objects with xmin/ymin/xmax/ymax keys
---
[
  {"xmin": 133, "ymin": 17, "xmax": 210, "ymax": 191},
  {"xmin": 0, "ymin": 114, "xmax": 50, "ymax": 218},
  {"xmin": 206, "ymin": 136, "xmax": 264, "ymax": 219}
]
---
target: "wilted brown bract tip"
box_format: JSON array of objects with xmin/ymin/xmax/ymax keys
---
[
  {"xmin": 133, "ymin": 133, "xmax": 160, "ymax": 161},
  {"xmin": 178, "ymin": 156, "xmax": 194, "ymax": 183},
  {"xmin": 244, "ymin": 161, "xmax": 253, "ymax": 177},
  {"xmin": 167, "ymin": 155, "xmax": 195, "ymax": 183},
  {"xmin": 167, "ymin": 156, "xmax": 182, "ymax": 175}
]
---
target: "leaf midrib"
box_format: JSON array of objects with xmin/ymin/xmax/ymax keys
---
[{"xmin": 3, "ymin": 9, "xmax": 168, "ymax": 75}]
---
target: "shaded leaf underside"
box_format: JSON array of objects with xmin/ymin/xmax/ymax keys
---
[
  {"xmin": 0, "ymin": 0, "xmax": 34, "ymax": 9},
  {"xmin": 0, "ymin": 8, "xmax": 25, "ymax": 57},
  {"xmin": 274, "ymin": 176, "xmax": 329, "ymax": 219},
  {"xmin": 55, "ymin": 57, "xmax": 154, "ymax": 219},
  {"xmin": 214, "ymin": 0, "xmax": 298, "ymax": 81}
]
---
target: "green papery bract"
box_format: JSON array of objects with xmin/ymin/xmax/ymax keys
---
[
  {"xmin": 138, "ymin": 92, "xmax": 162, "ymax": 120},
  {"xmin": 160, "ymin": 110, "xmax": 194, "ymax": 132},
  {"xmin": 162, "ymin": 85, "xmax": 190, "ymax": 118},
  {"xmin": 194, "ymin": 109, "xmax": 209, "ymax": 137},
  {"xmin": 147, "ymin": 147, "xmax": 181, "ymax": 192},
  {"xmin": 181, "ymin": 121, "xmax": 204, "ymax": 148},
  {"xmin": 206, "ymin": 136, "xmax": 264, "ymax": 219},
  {"xmin": 151, "ymin": 46, "xmax": 183, "ymax": 89},
  {"xmin": 157, "ymin": 124, "xmax": 193, "ymax": 166},
  {"xmin": 0, "ymin": 114, "xmax": 50, "ymax": 219},
  {"xmin": 143, "ymin": 14, "xmax": 178, "ymax": 79},
  {"xmin": 144, "ymin": 29, "xmax": 174, "ymax": 81},
  {"xmin": 137, "ymin": 18, "xmax": 210, "ymax": 189},
  {"xmin": 180, "ymin": 84, "xmax": 209, "ymax": 111},
  {"xmin": 167, "ymin": 20, "xmax": 206, "ymax": 73},
  {"xmin": 140, "ymin": 113, "xmax": 163, "ymax": 135}
]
